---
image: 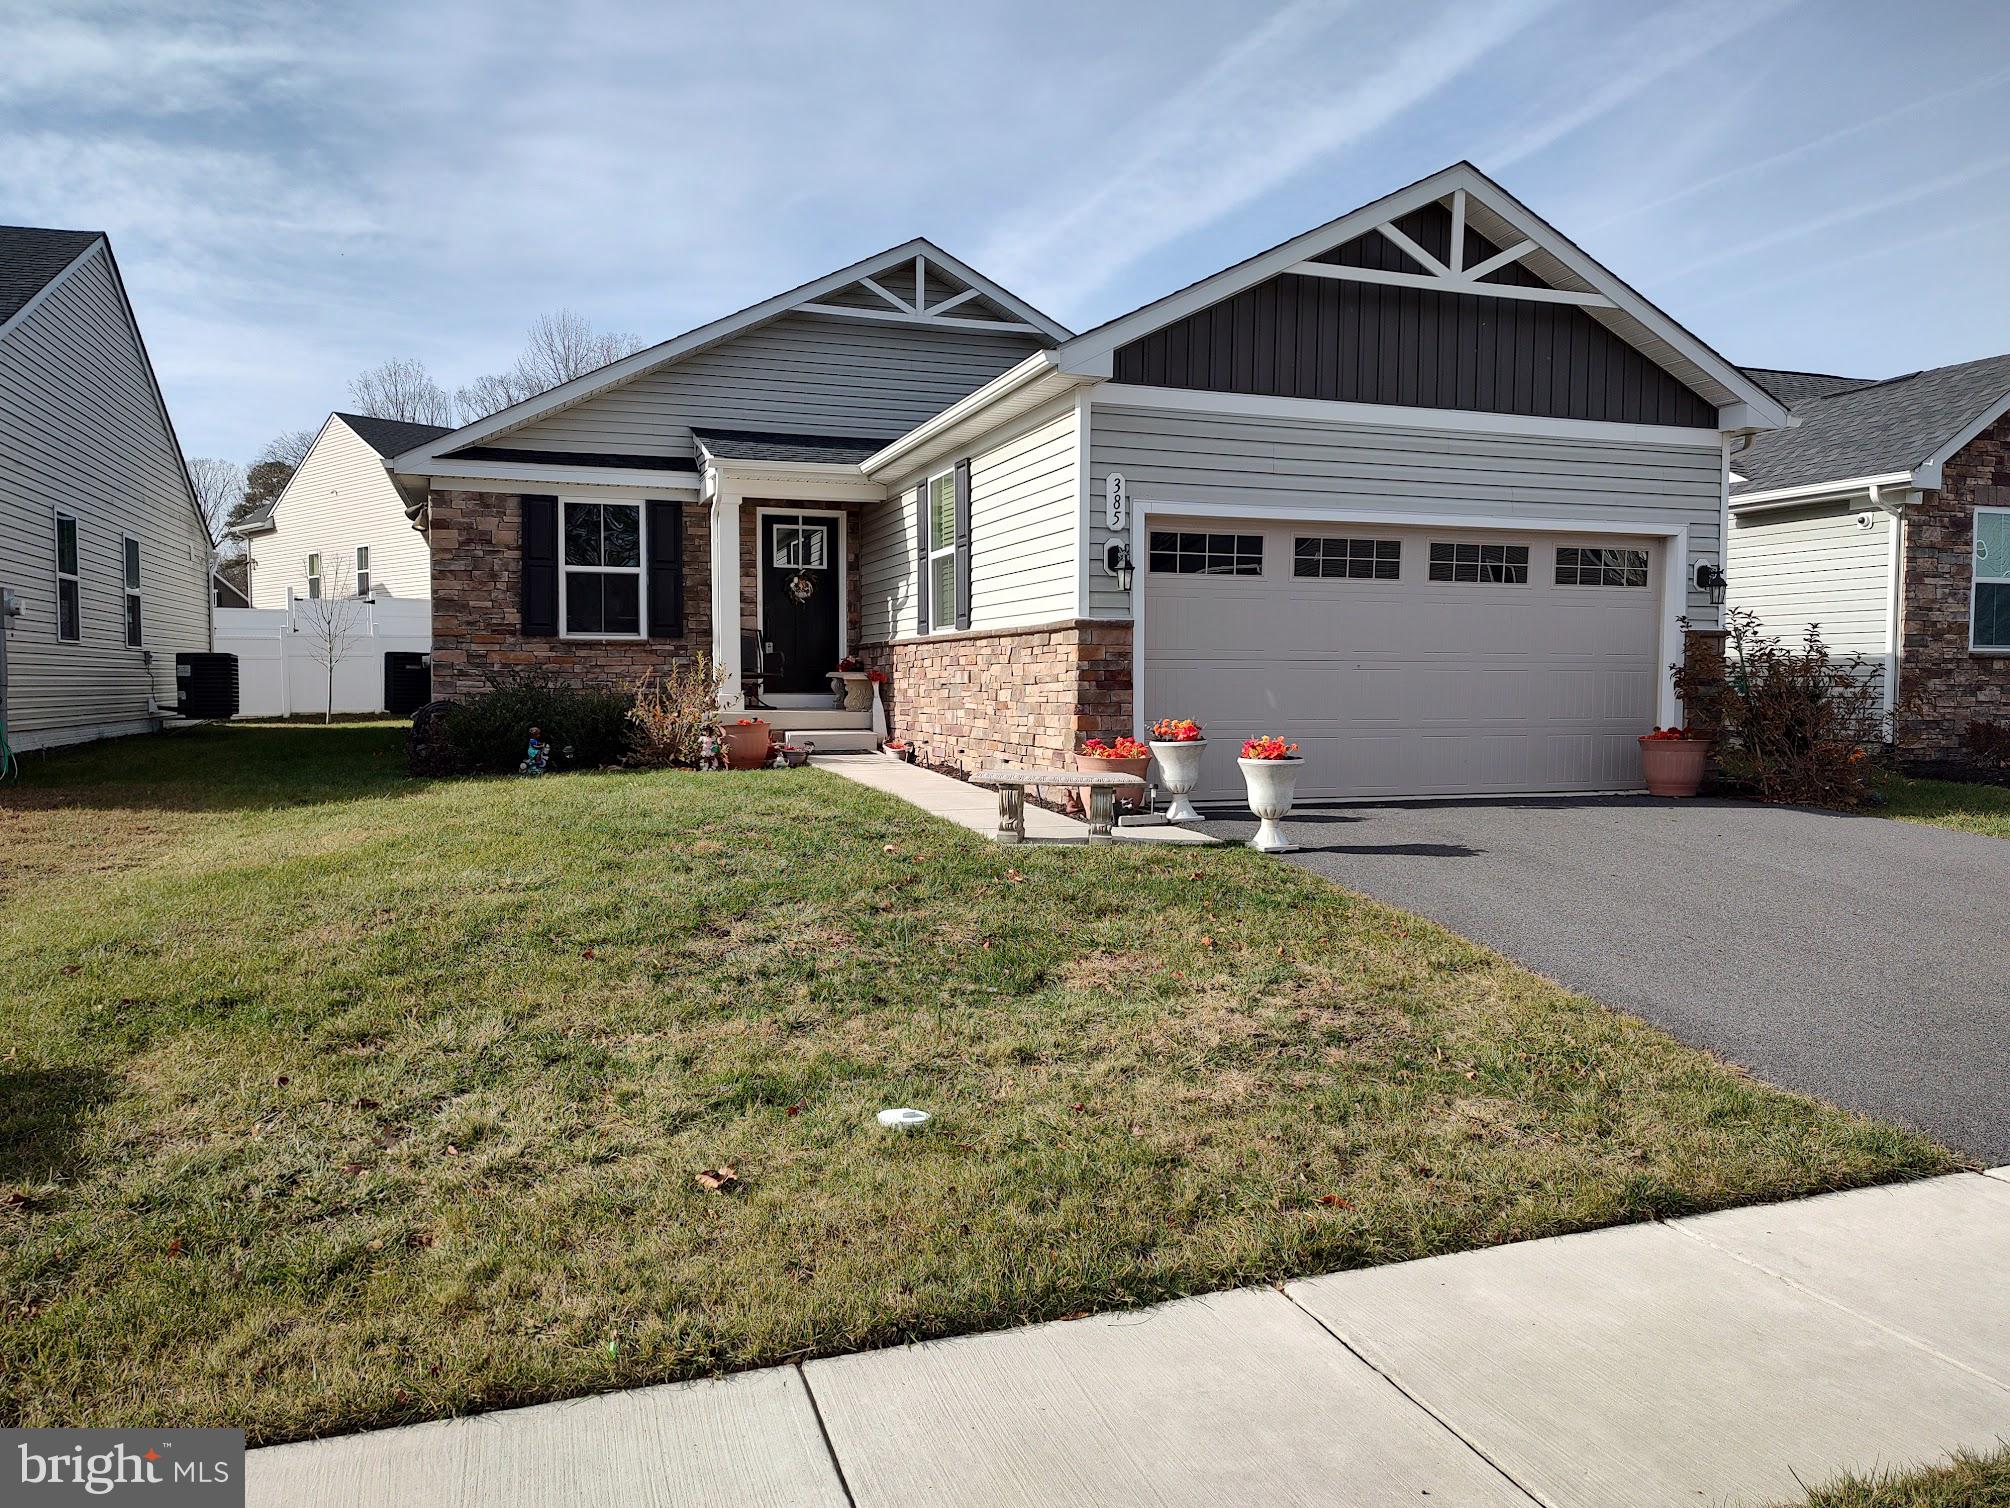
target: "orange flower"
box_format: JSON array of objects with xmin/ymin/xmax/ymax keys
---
[
  {"xmin": 1240, "ymin": 735, "xmax": 1299, "ymax": 760},
  {"xmin": 1150, "ymin": 717, "xmax": 1204, "ymax": 743},
  {"xmin": 1081, "ymin": 736, "xmax": 1151, "ymax": 759}
]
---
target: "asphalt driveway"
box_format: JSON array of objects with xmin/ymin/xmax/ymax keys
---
[{"xmin": 1196, "ymin": 798, "xmax": 2010, "ymax": 1162}]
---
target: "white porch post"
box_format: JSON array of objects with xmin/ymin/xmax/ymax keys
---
[{"xmin": 709, "ymin": 472, "xmax": 744, "ymax": 708}]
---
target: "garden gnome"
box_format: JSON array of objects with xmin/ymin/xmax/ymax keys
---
[{"xmin": 521, "ymin": 725, "xmax": 550, "ymax": 776}]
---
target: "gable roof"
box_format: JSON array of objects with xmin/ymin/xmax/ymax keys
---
[
  {"xmin": 0, "ymin": 226, "xmax": 102, "ymax": 330},
  {"xmin": 336, "ymin": 411, "xmax": 453, "ymax": 459},
  {"xmin": 1052, "ymin": 161, "xmax": 1788, "ymax": 430},
  {"xmin": 1732, "ymin": 352, "xmax": 2010, "ymax": 499},
  {"xmin": 391, "ymin": 238, "xmax": 1070, "ymax": 473},
  {"xmin": 1741, "ymin": 368, "xmax": 1878, "ymax": 406}
]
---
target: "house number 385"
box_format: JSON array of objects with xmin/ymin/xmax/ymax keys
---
[{"xmin": 1105, "ymin": 473, "xmax": 1127, "ymax": 531}]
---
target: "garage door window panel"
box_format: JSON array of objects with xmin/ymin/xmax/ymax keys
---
[
  {"xmin": 1428, "ymin": 541, "xmax": 1529, "ymax": 584},
  {"xmin": 1556, "ymin": 546, "xmax": 1650, "ymax": 588},
  {"xmin": 1149, "ymin": 531, "xmax": 1263, "ymax": 576},
  {"xmin": 1295, "ymin": 537, "xmax": 1401, "ymax": 580}
]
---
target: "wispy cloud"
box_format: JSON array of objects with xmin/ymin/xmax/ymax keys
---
[
  {"xmin": 1486, "ymin": 0, "xmax": 1803, "ymax": 169},
  {"xmin": 979, "ymin": 0, "xmax": 1564, "ymax": 311},
  {"xmin": 1687, "ymin": 208, "xmax": 2010, "ymax": 323}
]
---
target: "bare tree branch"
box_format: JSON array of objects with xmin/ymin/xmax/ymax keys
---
[
  {"xmin": 258, "ymin": 428, "xmax": 317, "ymax": 470},
  {"xmin": 348, "ymin": 358, "xmax": 456, "ymax": 426},
  {"xmin": 186, "ymin": 456, "xmax": 246, "ymax": 554},
  {"xmin": 454, "ymin": 311, "xmax": 643, "ymax": 420},
  {"xmin": 294, "ymin": 557, "xmax": 370, "ymax": 723}
]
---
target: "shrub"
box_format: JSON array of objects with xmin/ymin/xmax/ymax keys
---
[
  {"xmin": 440, "ymin": 673, "xmax": 633, "ymax": 774},
  {"xmin": 628, "ymin": 656, "xmax": 725, "ymax": 768},
  {"xmin": 1671, "ymin": 608, "xmax": 1885, "ymax": 808},
  {"xmin": 1964, "ymin": 719, "xmax": 2010, "ymax": 779}
]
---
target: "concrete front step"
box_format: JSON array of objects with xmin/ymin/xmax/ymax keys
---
[
  {"xmin": 758, "ymin": 707, "xmax": 872, "ymax": 730},
  {"xmin": 782, "ymin": 728, "xmax": 880, "ymax": 753}
]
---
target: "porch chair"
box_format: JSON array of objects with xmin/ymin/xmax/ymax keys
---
[{"xmin": 740, "ymin": 631, "xmax": 773, "ymax": 708}]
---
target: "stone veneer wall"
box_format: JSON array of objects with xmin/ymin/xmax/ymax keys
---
[
  {"xmin": 1898, "ymin": 410, "xmax": 2010, "ymax": 777},
  {"xmin": 426, "ymin": 489, "xmax": 713, "ymax": 699},
  {"xmin": 859, "ymin": 620, "xmax": 1133, "ymax": 777}
]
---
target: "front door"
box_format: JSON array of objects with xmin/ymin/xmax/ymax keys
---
[{"xmin": 759, "ymin": 513, "xmax": 841, "ymax": 694}]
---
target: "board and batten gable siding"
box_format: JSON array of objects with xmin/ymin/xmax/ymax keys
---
[
  {"xmin": 861, "ymin": 401, "xmax": 1080, "ymax": 642},
  {"xmin": 249, "ymin": 418, "xmax": 430, "ymax": 608},
  {"xmin": 483, "ymin": 314, "xmax": 1043, "ymax": 463},
  {"xmin": 1725, "ymin": 501, "xmax": 1893, "ymax": 657},
  {"xmin": 1084, "ymin": 402, "xmax": 1725, "ymax": 619},
  {"xmin": 0, "ymin": 242, "xmax": 210, "ymax": 745},
  {"xmin": 1110, "ymin": 202, "xmax": 1718, "ymax": 430}
]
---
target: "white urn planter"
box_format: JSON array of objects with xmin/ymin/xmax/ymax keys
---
[
  {"xmin": 1149, "ymin": 739, "xmax": 1207, "ymax": 822},
  {"xmin": 1238, "ymin": 756, "xmax": 1303, "ymax": 853}
]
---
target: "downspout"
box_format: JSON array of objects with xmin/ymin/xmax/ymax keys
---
[{"xmin": 1870, "ymin": 482, "xmax": 1907, "ymax": 741}]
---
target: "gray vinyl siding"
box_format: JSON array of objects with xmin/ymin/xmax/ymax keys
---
[
  {"xmin": 0, "ymin": 243, "xmax": 210, "ymax": 744},
  {"xmin": 1086, "ymin": 401, "xmax": 1724, "ymax": 619},
  {"xmin": 1726, "ymin": 501, "xmax": 1892, "ymax": 656},
  {"xmin": 249, "ymin": 417, "xmax": 430, "ymax": 608},
  {"xmin": 487, "ymin": 313, "xmax": 1040, "ymax": 463},
  {"xmin": 861, "ymin": 401, "xmax": 1080, "ymax": 641}
]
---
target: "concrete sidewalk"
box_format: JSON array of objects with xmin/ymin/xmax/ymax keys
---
[
  {"xmin": 249, "ymin": 1171, "xmax": 2010, "ymax": 1508},
  {"xmin": 813, "ymin": 752, "xmax": 1217, "ymax": 845}
]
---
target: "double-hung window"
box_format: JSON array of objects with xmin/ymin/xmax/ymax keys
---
[
  {"xmin": 926, "ymin": 470, "xmax": 957, "ymax": 630},
  {"xmin": 122, "ymin": 536, "xmax": 143, "ymax": 647},
  {"xmin": 305, "ymin": 553, "xmax": 322, "ymax": 599},
  {"xmin": 54, "ymin": 511, "xmax": 80, "ymax": 642},
  {"xmin": 355, "ymin": 545, "xmax": 371, "ymax": 598},
  {"xmin": 1974, "ymin": 508, "xmax": 2010, "ymax": 652},
  {"xmin": 562, "ymin": 500, "xmax": 643, "ymax": 636}
]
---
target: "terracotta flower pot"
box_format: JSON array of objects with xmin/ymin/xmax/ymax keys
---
[
  {"xmin": 1075, "ymin": 751, "xmax": 1151, "ymax": 815},
  {"xmin": 1639, "ymin": 737, "xmax": 1709, "ymax": 797},
  {"xmin": 1149, "ymin": 738, "xmax": 1207, "ymax": 821},
  {"xmin": 1238, "ymin": 756, "xmax": 1303, "ymax": 852},
  {"xmin": 720, "ymin": 719, "xmax": 771, "ymax": 769}
]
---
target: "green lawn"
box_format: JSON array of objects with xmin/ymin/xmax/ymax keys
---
[
  {"xmin": 1785, "ymin": 1447, "xmax": 2010, "ymax": 1507},
  {"xmin": 0, "ymin": 723, "xmax": 1954, "ymax": 1443},
  {"xmin": 1877, "ymin": 773, "xmax": 2010, "ymax": 840}
]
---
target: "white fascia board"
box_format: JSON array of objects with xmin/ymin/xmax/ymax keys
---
[
  {"xmin": 1053, "ymin": 160, "xmax": 1791, "ymax": 431},
  {"xmin": 861, "ymin": 350, "xmax": 1081, "ymax": 477},
  {"xmin": 1919, "ymin": 385, "xmax": 2010, "ymax": 479},
  {"xmin": 392, "ymin": 239, "xmax": 1069, "ymax": 472},
  {"xmin": 701, "ymin": 457, "xmax": 884, "ymax": 502},
  {"xmin": 1096, "ymin": 383, "xmax": 1724, "ymax": 449},
  {"xmin": 420, "ymin": 460, "xmax": 704, "ymax": 494},
  {"xmin": 1728, "ymin": 471, "xmax": 1917, "ymax": 513}
]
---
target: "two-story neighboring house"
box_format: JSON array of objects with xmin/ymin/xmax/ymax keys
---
[
  {"xmin": 0, "ymin": 226, "xmax": 212, "ymax": 753},
  {"xmin": 232, "ymin": 412, "xmax": 449, "ymax": 608}
]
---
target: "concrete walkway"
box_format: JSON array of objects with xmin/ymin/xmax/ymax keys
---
[
  {"xmin": 813, "ymin": 753, "xmax": 1217, "ymax": 845},
  {"xmin": 250, "ymin": 1171, "xmax": 2010, "ymax": 1507}
]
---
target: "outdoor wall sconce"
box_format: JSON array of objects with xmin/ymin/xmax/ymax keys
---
[
  {"xmin": 1104, "ymin": 539, "xmax": 1135, "ymax": 593},
  {"xmin": 1694, "ymin": 562, "xmax": 1728, "ymax": 606}
]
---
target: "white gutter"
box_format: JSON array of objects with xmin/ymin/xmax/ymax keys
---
[{"xmin": 1729, "ymin": 470, "xmax": 1917, "ymax": 513}]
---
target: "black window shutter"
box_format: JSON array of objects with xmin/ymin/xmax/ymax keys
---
[
  {"xmin": 521, "ymin": 494, "xmax": 558, "ymax": 636},
  {"xmin": 953, "ymin": 458, "xmax": 972, "ymax": 631},
  {"xmin": 645, "ymin": 499, "xmax": 684, "ymax": 638},
  {"xmin": 913, "ymin": 481, "xmax": 930, "ymax": 635}
]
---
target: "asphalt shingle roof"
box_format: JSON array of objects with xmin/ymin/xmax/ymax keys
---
[
  {"xmin": 336, "ymin": 412, "xmax": 454, "ymax": 459},
  {"xmin": 0, "ymin": 225, "xmax": 102, "ymax": 325},
  {"xmin": 692, "ymin": 428, "xmax": 895, "ymax": 465},
  {"xmin": 1732, "ymin": 353, "xmax": 2010, "ymax": 495},
  {"xmin": 1740, "ymin": 367, "xmax": 1878, "ymax": 405}
]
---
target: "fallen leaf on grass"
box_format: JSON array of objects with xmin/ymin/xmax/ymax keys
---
[
  {"xmin": 1200, "ymin": 936, "xmax": 1215, "ymax": 948},
  {"xmin": 341, "ymin": 1162, "xmax": 368, "ymax": 1177},
  {"xmin": 1317, "ymin": 1195, "xmax": 1353, "ymax": 1209},
  {"xmin": 784, "ymin": 1105, "xmax": 801, "ymax": 1118},
  {"xmin": 694, "ymin": 1166, "xmax": 739, "ymax": 1193},
  {"xmin": 355, "ymin": 1098, "xmax": 381, "ymax": 1111},
  {"xmin": 1005, "ymin": 869, "xmax": 1023, "ymax": 883},
  {"xmin": 580, "ymin": 947, "xmax": 597, "ymax": 960},
  {"xmin": 165, "ymin": 1238, "xmax": 184, "ymax": 1257},
  {"xmin": 60, "ymin": 964, "xmax": 81, "ymax": 977}
]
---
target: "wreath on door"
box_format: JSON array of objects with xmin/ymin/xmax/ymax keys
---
[{"xmin": 787, "ymin": 571, "xmax": 816, "ymax": 604}]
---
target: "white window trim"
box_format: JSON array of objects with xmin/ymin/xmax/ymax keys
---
[
  {"xmin": 305, "ymin": 552, "xmax": 322, "ymax": 600},
  {"xmin": 53, "ymin": 507, "xmax": 80, "ymax": 643},
  {"xmin": 354, "ymin": 545, "xmax": 371, "ymax": 600},
  {"xmin": 1972, "ymin": 505, "xmax": 2010, "ymax": 655},
  {"xmin": 753, "ymin": 506, "xmax": 848, "ymax": 662},
  {"xmin": 559, "ymin": 497, "xmax": 647, "ymax": 640},
  {"xmin": 122, "ymin": 533, "xmax": 144, "ymax": 648},
  {"xmin": 924, "ymin": 468, "xmax": 957, "ymax": 634}
]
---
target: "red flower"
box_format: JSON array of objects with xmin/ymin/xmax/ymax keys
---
[
  {"xmin": 1081, "ymin": 736, "xmax": 1151, "ymax": 759},
  {"xmin": 1240, "ymin": 735, "xmax": 1299, "ymax": 760},
  {"xmin": 865, "ymin": 669, "xmax": 889, "ymax": 684},
  {"xmin": 1150, "ymin": 717, "xmax": 1204, "ymax": 742}
]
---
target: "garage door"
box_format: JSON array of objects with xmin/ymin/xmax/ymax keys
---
[{"xmin": 1142, "ymin": 519, "xmax": 1664, "ymax": 802}]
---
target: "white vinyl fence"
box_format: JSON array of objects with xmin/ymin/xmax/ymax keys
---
[{"xmin": 213, "ymin": 596, "xmax": 431, "ymax": 718}]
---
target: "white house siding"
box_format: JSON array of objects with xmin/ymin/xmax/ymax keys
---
[
  {"xmin": 0, "ymin": 243, "xmax": 210, "ymax": 749},
  {"xmin": 1085, "ymin": 400, "xmax": 1725, "ymax": 619},
  {"xmin": 248, "ymin": 417, "xmax": 430, "ymax": 608},
  {"xmin": 860, "ymin": 401, "xmax": 1080, "ymax": 642},
  {"xmin": 1725, "ymin": 501, "xmax": 1892, "ymax": 657},
  {"xmin": 488, "ymin": 314, "xmax": 1041, "ymax": 462}
]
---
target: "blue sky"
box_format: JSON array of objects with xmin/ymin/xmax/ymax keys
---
[{"xmin": 4, "ymin": 0, "xmax": 2007, "ymax": 462}]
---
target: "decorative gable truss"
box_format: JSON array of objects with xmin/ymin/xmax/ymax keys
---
[
  {"xmin": 1291, "ymin": 188, "xmax": 1611, "ymax": 310},
  {"xmin": 796, "ymin": 249, "xmax": 1049, "ymax": 335}
]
